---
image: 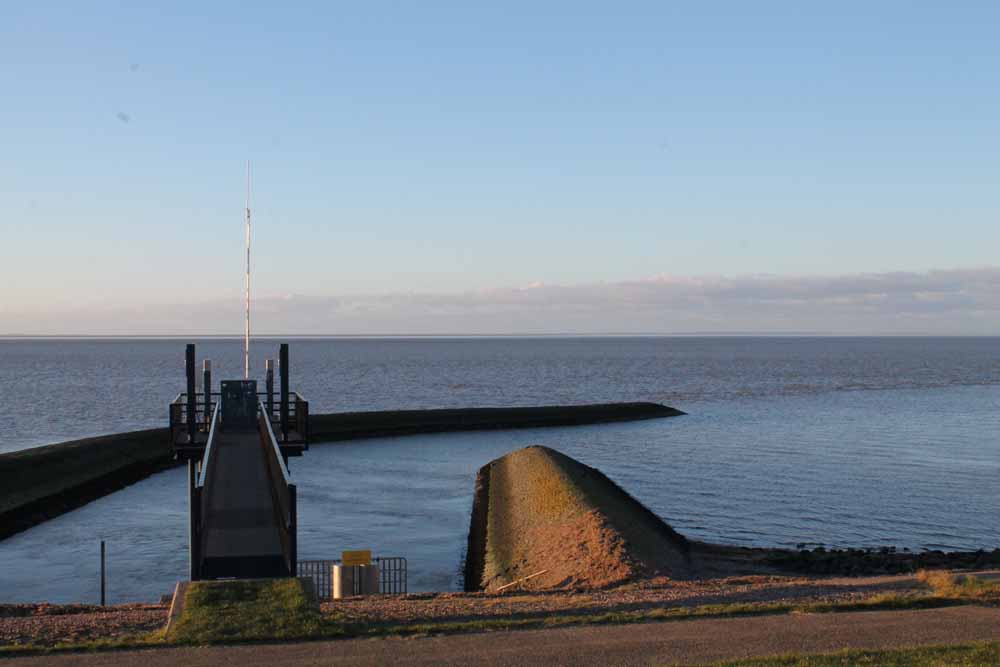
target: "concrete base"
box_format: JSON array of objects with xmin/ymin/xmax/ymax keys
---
[{"xmin": 164, "ymin": 580, "xmax": 191, "ymax": 635}]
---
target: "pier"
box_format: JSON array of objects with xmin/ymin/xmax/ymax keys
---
[{"xmin": 169, "ymin": 343, "xmax": 310, "ymax": 580}]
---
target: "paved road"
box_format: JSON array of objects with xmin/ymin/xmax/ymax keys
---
[{"xmin": 11, "ymin": 606, "xmax": 1000, "ymax": 666}]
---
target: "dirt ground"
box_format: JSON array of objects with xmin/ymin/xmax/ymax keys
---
[
  {"xmin": 0, "ymin": 572, "xmax": 933, "ymax": 648},
  {"xmin": 0, "ymin": 603, "xmax": 166, "ymax": 647},
  {"xmin": 324, "ymin": 572, "xmax": 927, "ymax": 625}
]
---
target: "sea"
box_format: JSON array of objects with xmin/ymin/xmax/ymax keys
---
[{"xmin": 0, "ymin": 336, "xmax": 998, "ymax": 603}]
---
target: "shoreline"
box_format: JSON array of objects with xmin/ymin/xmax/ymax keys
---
[{"xmin": 0, "ymin": 402, "xmax": 683, "ymax": 540}]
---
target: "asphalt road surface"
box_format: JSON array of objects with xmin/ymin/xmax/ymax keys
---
[{"xmin": 10, "ymin": 606, "xmax": 1000, "ymax": 666}]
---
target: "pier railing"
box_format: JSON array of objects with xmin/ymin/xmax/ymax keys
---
[
  {"xmin": 258, "ymin": 391, "xmax": 310, "ymax": 448},
  {"xmin": 171, "ymin": 391, "xmax": 309, "ymax": 452},
  {"xmin": 169, "ymin": 392, "xmax": 217, "ymax": 447},
  {"xmin": 189, "ymin": 403, "xmax": 221, "ymax": 580},
  {"xmin": 259, "ymin": 408, "xmax": 297, "ymax": 576}
]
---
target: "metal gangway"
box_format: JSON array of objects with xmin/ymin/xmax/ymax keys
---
[{"xmin": 170, "ymin": 343, "xmax": 310, "ymax": 580}]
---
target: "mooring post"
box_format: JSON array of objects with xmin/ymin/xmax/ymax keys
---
[
  {"xmin": 185, "ymin": 344, "xmax": 197, "ymax": 443},
  {"xmin": 100, "ymin": 540, "xmax": 106, "ymax": 606},
  {"xmin": 202, "ymin": 360, "xmax": 212, "ymax": 426},
  {"xmin": 265, "ymin": 359, "xmax": 275, "ymax": 419},
  {"xmin": 279, "ymin": 344, "xmax": 289, "ymax": 442}
]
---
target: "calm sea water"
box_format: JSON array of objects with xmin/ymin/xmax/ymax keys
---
[{"xmin": 0, "ymin": 337, "xmax": 998, "ymax": 603}]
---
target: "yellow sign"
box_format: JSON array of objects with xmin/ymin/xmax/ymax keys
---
[{"xmin": 342, "ymin": 550, "xmax": 372, "ymax": 567}]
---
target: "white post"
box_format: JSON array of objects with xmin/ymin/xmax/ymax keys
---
[{"xmin": 244, "ymin": 161, "xmax": 251, "ymax": 380}]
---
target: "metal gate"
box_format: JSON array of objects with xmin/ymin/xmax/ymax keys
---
[{"xmin": 297, "ymin": 557, "xmax": 407, "ymax": 599}]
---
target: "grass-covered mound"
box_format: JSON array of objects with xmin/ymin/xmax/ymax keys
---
[
  {"xmin": 166, "ymin": 578, "xmax": 341, "ymax": 644},
  {"xmin": 467, "ymin": 445, "xmax": 691, "ymax": 592}
]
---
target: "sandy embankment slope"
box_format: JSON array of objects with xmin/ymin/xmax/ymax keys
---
[{"xmin": 467, "ymin": 445, "xmax": 693, "ymax": 591}]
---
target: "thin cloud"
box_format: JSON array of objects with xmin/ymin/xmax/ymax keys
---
[{"xmin": 3, "ymin": 268, "xmax": 1000, "ymax": 336}]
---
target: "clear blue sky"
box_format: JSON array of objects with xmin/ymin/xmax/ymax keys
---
[{"xmin": 2, "ymin": 2, "xmax": 998, "ymax": 333}]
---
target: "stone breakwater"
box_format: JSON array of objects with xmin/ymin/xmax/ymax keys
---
[
  {"xmin": 0, "ymin": 428, "xmax": 173, "ymax": 540},
  {"xmin": 309, "ymin": 402, "xmax": 684, "ymax": 442},
  {"xmin": 0, "ymin": 402, "xmax": 684, "ymax": 540}
]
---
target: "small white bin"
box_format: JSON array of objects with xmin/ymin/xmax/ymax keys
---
[{"xmin": 332, "ymin": 563, "xmax": 380, "ymax": 598}]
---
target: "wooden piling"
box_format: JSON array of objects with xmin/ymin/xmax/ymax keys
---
[
  {"xmin": 279, "ymin": 344, "xmax": 289, "ymax": 442},
  {"xmin": 202, "ymin": 360, "xmax": 212, "ymax": 426},
  {"xmin": 265, "ymin": 359, "xmax": 274, "ymax": 418},
  {"xmin": 185, "ymin": 345, "xmax": 196, "ymax": 443}
]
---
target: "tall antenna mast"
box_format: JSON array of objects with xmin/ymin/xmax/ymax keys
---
[{"xmin": 244, "ymin": 161, "xmax": 251, "ymax": 380}]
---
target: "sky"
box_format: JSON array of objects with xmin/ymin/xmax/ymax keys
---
[{"xmin": 2, "ymin": 2, "xmax": 998, "ymax": 335}]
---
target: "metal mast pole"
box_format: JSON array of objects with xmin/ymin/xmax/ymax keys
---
[{"xmin": 244, "ymin": 161, "xmax": 251, "ymax": 380}]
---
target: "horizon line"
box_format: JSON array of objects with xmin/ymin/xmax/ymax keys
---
[{"xmin": 2, "ymin": 332, "xmax": 999, "ymax": 340}]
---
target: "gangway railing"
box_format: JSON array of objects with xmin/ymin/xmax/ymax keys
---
[
  {"xmin": 188, "ymin": 403, "xmax": 220, "ymax": 580},
  {"xmin": 188, "ymin": 401, "xmax": 298, "ymax": 580},
  {"xmin": 259, "ymin": 405, "xmax": 297, "ymax": 576},
  {"xmin": 170, "ymin": 390, "xmax": 309, "ymax": 454}
]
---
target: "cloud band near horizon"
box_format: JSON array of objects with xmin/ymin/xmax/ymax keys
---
[{"xmin": 4, "ymin": 267, "xmax": 1000, "ymax": 336}]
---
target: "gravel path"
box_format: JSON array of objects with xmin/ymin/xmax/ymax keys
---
[
  {"xmin": 324, "ymin": 572, "xmax": 925, "ymax": 625},
  {"xmin": 0, "ymin": 604, "xmax": 167, "ymax": 647},
  {"xmin": 4, "ymin": 571, "xmax": 992, "ymax": 649}
]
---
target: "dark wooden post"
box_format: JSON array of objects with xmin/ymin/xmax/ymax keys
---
[
  {"xmin": 265, "ymin": 359, "xmax": 274, "ymax": 419},
  {"xmin": 279, "ymin": 344, "xmax": 289, "ymax": 442},
  {"xmin": 185, "ymin": 344, "xmax": 196, "ymax": 443},
  {"xmin": 202, "ymin": 360, "xmax": 212, "ymax": 426}
]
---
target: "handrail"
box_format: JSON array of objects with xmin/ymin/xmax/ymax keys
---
[
  {"xmin": 259, "ymin": 403, "xmax": 292, "ymax": 487},
  {"xmin": 197, "ymin": 404, "xmax": 221, "ymax": 488},
  {"xmin": 258, "ymin": 404, "xmax": 297, "ymax": 573},
  {"xmin": 173, "ymin": 391, "xmax": 222, "ymax": 401}
]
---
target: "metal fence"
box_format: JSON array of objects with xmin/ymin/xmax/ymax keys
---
[
  {"xmin": 298, "ymin": 557, "xmax": 407, "ymax": 599},
  {"xmin": 376, "ymin": 557, "xmax": 407, "ymax": 595}
]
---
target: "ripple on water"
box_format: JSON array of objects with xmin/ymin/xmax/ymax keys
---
[{"xmin": 0, "ymin": 383, "xmax": 998, "ymax": 602}]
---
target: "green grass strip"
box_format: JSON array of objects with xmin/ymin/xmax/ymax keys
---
[
  {"xmin": 369, "ymin": 593, "xmax": 960, "ymax": 638},
  {"xmin": 704, "ymin": 640, "xmax": 1000, "ymax": 666}
]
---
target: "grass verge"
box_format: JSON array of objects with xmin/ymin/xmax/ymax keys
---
[
  {"xmin": 370, "ymin": 592, "xmax": 958, "ymax": 638},
  {"xmin": 705, "ymin": 640, "xmax": 1000, "ymax": 666},
  {"xmin": 166, "ymin": 578, "xmax": 343, "ymax": 644}
]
